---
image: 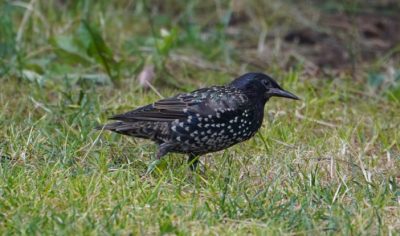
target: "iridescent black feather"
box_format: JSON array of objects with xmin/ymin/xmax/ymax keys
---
[{"xmin": 99, "ymin": 72, "xmax": 299, "ymax": 169}]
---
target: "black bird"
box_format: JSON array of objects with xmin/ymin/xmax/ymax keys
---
[{"xmin": 99, "ymin": 72, "xmax": 299, "ymax": 170}]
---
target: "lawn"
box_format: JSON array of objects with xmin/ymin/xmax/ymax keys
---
[{"xmin": 0, "ymin": 0, "xmax": 399, "ymax": 235}]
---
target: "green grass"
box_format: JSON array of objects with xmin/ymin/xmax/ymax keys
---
[{"xmin": 1, "ymin": 0, "xmax": 399, "ymax": 235}]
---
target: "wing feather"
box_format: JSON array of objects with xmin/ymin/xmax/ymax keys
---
[{"xmin": 110, "ymin": 86, "xmax": 248, "ymax": 122}]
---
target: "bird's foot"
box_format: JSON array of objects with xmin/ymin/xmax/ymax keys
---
[
  {"xmin": 146, "ymin": 143, "xmax": 172, "ymax": 174},
  {"xmin": 146, "ymin": 159, "xmax": 161, "ymax": 175},
  {"xmin": 188, "ymin": 158, "xmax": 206, "ymax": 175}
]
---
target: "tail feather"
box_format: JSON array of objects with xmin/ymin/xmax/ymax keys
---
[
  {"xmin": 96, "ymin": 121, "xmax": 168, "ymax": 140},
  {"xmin": 95, "ymin": 122, "xmax": 124, "ymax": 131},
  {"xmin": 96, "ymin": 121, "xmax": 137, "ymax": 133}
]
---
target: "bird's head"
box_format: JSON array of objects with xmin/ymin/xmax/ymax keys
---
[{"xmin": 230, "ymin": 72, "xmax": 300, "ymax": 102}]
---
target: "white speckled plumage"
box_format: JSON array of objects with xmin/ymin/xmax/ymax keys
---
[{"xmin": 99, "ymin": 72, "xmax": 299, "ymax": 169}]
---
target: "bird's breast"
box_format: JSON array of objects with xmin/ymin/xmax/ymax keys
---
[{"xmin": 166, "ymin": 106, "xmax": 263, "ymax": 154}]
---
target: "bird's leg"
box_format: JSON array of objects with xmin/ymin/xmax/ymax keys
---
[
  {"xmin": 187, "ymin": 154, "xmax": 199, "ymax": 171},
  {"xmin": 156, "ymin": 143, "xmax": 172, "ymax": 159},
  {"xmin": 146, "ymin": 143, "xmax": 172, "ymax": 174}
]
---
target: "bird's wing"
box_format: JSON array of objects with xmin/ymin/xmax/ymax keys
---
[{"xmin": 110, "ymin": 86, "xmax": 249, "ymax": 122}]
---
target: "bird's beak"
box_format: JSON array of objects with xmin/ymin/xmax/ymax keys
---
[{"xmin": 268, "ymin": 88, "xmax": 300, "ymax": 100}]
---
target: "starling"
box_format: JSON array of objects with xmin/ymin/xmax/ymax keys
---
[{"xmin": 99, "ymin": 72, "xmax": 299, "ymax": 170}]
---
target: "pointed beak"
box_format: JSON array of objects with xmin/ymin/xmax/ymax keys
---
[{"xmin": 267, "ymin": 88, "xmax": 300, "ymax": 100}]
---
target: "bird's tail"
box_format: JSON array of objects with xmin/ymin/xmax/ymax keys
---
[
  {"xmin": 95, "ymin": 121, "xmax": 132, "ymax": 133},
  {"xmin": 95, "ymin": 121, "xmax": 159, "ymax": 139},
  {"xmin": 95, "ymin": 122, "xmax": 118, "ymax": 131}
]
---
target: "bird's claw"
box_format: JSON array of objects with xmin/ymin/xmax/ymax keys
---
[{"xmin": 146, "ymin": 159, "xmax": 161, "ymax": 175}]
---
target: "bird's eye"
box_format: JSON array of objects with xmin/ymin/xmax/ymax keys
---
[{"xmin": 262, "ymin": 80, "xmax": 270, "ymax": 87}]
